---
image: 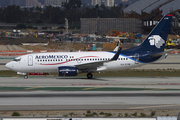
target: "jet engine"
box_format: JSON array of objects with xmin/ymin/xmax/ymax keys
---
[{"xmin": 58, "ymin": 66, "xmax": 78, "ymax": 76}]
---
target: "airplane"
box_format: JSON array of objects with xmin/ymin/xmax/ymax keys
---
[{"xmin": 5, "ymin": 14, "xmax": 173, "ymax": 79}]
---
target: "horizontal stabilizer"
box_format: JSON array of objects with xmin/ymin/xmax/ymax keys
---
[{"xmin": 151, "ymin": 49, "xmax": 173, "ymax": 58}]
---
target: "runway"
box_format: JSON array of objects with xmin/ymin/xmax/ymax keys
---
[
  {"xmin": 0, "ymin": 77, "xmax": 180, "ymax": 110},
  {"xmin": 0, "ymin": 91, "xmax": 180, "ymax": 110}
]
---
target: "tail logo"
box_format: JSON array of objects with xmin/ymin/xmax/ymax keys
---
[{"xmin": 148, "ymin": 35, "xmax": 165, "ymax": 48}]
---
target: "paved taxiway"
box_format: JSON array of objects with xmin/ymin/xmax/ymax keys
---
[
  {"xmin": 0, "ymin": 76, "xmax": 180, "ymax": 89},
  {"xmin": 0, "ymin": 77, "xmax": 180, "ymax": 110}
]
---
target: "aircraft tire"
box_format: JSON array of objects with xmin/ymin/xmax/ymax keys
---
[
  {"xmin": 24, "ymin": 75, "xmax": 28, "ymax": 79},
  {"xmin": 87, "ymin": 73, "xmax": 93, "ymax": 79}
]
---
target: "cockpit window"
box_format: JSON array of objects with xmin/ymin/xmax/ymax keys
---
[{"xmin": 13, "ymin": 58, "xmax": 21, "ymax": 62}]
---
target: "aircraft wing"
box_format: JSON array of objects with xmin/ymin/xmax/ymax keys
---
[
  {"xmin": 151, "ymin": 49, "xmax": 173, "ymax": 57},
  {"xmin": 75, "ymin": 47, "xmax": 122, "ymax": 72}
]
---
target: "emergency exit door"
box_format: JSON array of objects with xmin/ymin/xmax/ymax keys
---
[{"xmin": 28, "ymin": 55, "xmax": 33, "ymax": 66}]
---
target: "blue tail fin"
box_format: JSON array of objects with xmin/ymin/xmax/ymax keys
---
[{"xmin": 126, "ymin": 14, "xmax": 173, "ymax": 52}]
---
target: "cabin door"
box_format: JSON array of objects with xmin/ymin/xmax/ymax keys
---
[{"xmin": 28, "ymin": 55, "xmax": 33, "ymax": 66}]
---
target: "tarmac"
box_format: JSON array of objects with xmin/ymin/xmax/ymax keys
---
[{"xmin": 0, "ymin": 76, "xmax": 180, "ymax": 110}]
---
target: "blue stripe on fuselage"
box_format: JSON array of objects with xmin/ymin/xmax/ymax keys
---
[{"xmin": 107, "ymin": 51, "xmax": 162, "ymax": 63}]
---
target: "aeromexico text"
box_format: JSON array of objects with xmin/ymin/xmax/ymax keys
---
[{"xmin": 35, "ymin": 55, "xmax": 68, "ymax": 59}]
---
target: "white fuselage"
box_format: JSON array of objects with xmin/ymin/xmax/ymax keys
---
[{"xmin": 5, "ymin": 51, "xmax": 143, "ymax": 73}]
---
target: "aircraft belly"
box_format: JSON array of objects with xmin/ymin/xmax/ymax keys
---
[
  {"xmin": 20, "ymin": 68, "xmax": 35, "ymax": 73},
  {"xmin": 34, "ymin": 65, "xmax": 57, "ymax": 73}
]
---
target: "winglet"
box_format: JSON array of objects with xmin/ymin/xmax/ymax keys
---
[
  {"xmin": 111, "ymin": 47, "xmax": 122, "ymax": 60},
  {"xmin": 165, "ymin": 14, "xmax": 173, "ymax": 17},
  {"xmin": 113, "ymin": 46, "xmax": 119, "ymax": 52}
]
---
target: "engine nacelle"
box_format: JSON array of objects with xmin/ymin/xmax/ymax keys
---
[{"xmin": 58, "ymin": 66, "xmax": 77, "ymax": 76}]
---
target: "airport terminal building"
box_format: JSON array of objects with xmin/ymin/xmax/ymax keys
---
[
  {"xmin": 80, "ymin": 18, "xmax": 142, "ymax": 35},
  {"xmin": 81, "ymin": 0, "xmax": 180, "ymax": 35}
]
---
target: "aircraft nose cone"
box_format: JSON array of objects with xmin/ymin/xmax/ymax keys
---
[{"xmin": 5, "ymin": 62, "xmax": 11, "ymax": 69}]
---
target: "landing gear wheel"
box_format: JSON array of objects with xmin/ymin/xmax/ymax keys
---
[
  {"xmin": 87, "ymin": 73, "xmax": 93, "ymax": 79},
  {"xmin": 24, "ymin": 75, "xmax": 28, "ymax": 79}
]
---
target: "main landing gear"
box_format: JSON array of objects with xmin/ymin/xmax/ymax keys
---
[
  {"xmin": 87, "ymin": 73, "xmax": 93, "ymax": 79},
  {"xmin": 24, "ymin": 75, "xmax": 28, "ymax": 79}
]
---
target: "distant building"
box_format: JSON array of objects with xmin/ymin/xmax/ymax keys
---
[
  {"xmin": 124, "ymin": 0, "xmax": 180, "ymax": 15},
  {"xmin": 44, "ymin": 0, "xmax": 68, "ymax": 6},
  {"xmin": 123, "ymin": 0, "xmax": 180, "ymax": 34},
  {"xmin": 92, "ymin": 0, "xmax": 114, "ymax": 7},
  {"xmin": 81, "ymin": 18, "xmax": 142, "ymax": 35},
  {"xmin": 10, "ymin": 0, "xmax": 25, "ymax": 6},
  {"xmin": 104, "ymin": 0, "xmax": 114, "ymax": 7},
  {"xmin": 25, "ymin": 0, "xmax": 41, "ymax": 6},
  {"xmin": 121, "ymin": 0, "xmax": 128, "ymax": 2},
  {"xmin": 92, "ymin": 0, "xmax": 102, "ymax": 6}
]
